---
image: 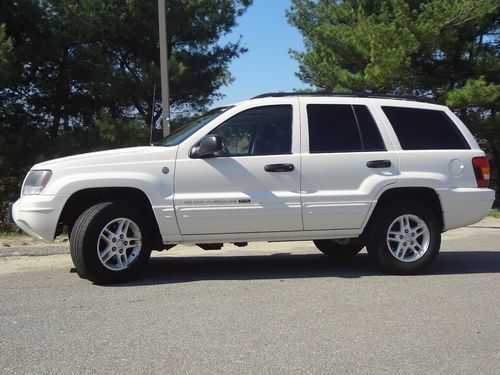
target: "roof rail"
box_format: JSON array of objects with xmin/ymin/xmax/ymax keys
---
[{"xmin": 251, "ymin": 91, "xmax": 434, "ymax": 103}]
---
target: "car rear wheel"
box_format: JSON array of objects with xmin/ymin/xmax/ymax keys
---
[
  {"xmin": 70, "ymin": 202, "xmax": 152, "ymax": 284},
  {"xmin": 313, "ymin": 238, "xmax": 364, "ymax": 258},
  {"xmin": 367, "ymin": 201, "xmax": 441, "ymax": 274}
]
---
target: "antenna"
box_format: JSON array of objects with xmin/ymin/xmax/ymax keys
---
[{"xmin": 149, "ymin": 84, "xmax": 157, "ymax": 145}]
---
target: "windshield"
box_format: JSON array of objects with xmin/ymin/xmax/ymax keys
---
[{"xmin": 157, "ymin": 106, "xmax": 233, "ymax": 147}]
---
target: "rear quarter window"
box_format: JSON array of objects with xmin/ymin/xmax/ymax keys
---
[{"xmin": 382, "ymin": 106, "xmax": 470, "ymax": 150}]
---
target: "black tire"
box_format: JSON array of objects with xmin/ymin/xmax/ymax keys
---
[
  {"xmin": 366, "ymin": 200, "xmax": 441, "ymax": 275},
  {"xmin": 313, "ymin": 238, "xmax": 364, "ymax": 258},
  {"xmin": 70, "ymin": 202, "xmax": 152, "ymax": 284}
]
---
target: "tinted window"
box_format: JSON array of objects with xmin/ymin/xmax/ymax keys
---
[
  {"xmin": 382, "ymin": 107, "xmax": 469, "ymax": 150},
  {"xmin": 353, "ymin": 105, "xmax": 386, "ymax": 151},
  {"xmin": 307, "ymin": 105, "xmax": 361, "ymax": 153},
  {"xmin": 211, "ymin": 105, "xmax": 292, "ymax": 156},
  {"xmin": 307, "ymin": 104, "xmax": 385, "ymax": 153}
]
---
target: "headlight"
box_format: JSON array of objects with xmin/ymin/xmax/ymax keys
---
[{"xmin": 22, "ymin": 170, "xmax": 53, "ymax": 195}]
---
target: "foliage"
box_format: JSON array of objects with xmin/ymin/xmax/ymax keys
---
[
  {"xmin": 95, "ymin": 109, "xmax": 150, "ymax": 147},
  {"xmin": 446, "ymin": 78, "xmax": 500, "ymax": 182},
  {"xmin": 0, "ymin": 23, "xmax": 12, "ymax": 79},
  {"xmin": 0, "ymin": 0, "xmax": 251, "ymax": 230},
  {"xmin": 488, "ymin": 210, "xmax": 500, "ymax": 218},
  {"xmin": 288, "ymin": 0, "xmax": 500, "ymax": 203},
  {"xmin": 0, "ymin": 231, "xmax": 24, "ymax": 238},
  {"xmin": 0, "ymin": 0, "xmax": 251, "ymax": 131}
]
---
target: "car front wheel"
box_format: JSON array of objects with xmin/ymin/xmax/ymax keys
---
[{"xmin": 70, "ymin": 202, "xmax": 152, "ymax": 284}]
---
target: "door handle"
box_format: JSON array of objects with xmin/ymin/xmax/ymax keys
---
[
  {"xmin": 264, "ymin": 163, "xmax": 295, "ymax": 172},
  {"xmin": 366, "ymin": 160, "xmax": 392, "ymax": 168}
]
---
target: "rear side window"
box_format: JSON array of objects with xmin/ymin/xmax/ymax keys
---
[
  {"xmin": 307, "ymin": 104, "xmax": 386, "ymax": 153},
  {"xmin": 382, "ymin": 107, "xmax": 470, "ymax": 150},
  {"xmin": 354, "ymin": 105, "xmax": 386, "ymax": 151}
]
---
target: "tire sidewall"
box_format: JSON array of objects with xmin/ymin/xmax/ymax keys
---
[
  {"xmin": 73, "ymin": 202, "xmax": 152, "ymax": 283},
  {"xmin": 369, "ymin": 201, "xmax": 441, "ymax": 274}
]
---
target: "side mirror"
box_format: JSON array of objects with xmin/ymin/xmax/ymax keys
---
[{"xmin": 190, "ymin": 135, "xmax": 225, "ymax": 158}]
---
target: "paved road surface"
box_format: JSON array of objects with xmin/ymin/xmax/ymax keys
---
[{"xmin": 1, "ymin": 219, "xmax": 499, "ymax": 374}]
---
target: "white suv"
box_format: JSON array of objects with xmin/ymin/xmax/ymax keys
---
[{"xmin": 12, "ymin": 93, "xmax": 495, "ymax": 283}]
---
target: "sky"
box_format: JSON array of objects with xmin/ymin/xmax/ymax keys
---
[{"xmin": 212, "ymin": 0, "xmax": 310, "ymax": 107}]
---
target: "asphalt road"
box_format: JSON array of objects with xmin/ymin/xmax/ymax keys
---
[{"xmin": 1, "ymin": 219, "xmax": 500, "ymax": 374}]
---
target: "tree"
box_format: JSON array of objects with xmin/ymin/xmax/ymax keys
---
[
  {"xmin": 288, "ymin": 0, "xmax": 500, "ymax": 204},
  {"xmin": 0, "ymin": 23, "xmax": 12, "ymax": 79},
  {"xmin": 0, "ymin": 0, "xmax": 251, "ymax": 133},
  {"xmin": 0, "ymin": 0, "xmax": 252, "ymax": 230}
]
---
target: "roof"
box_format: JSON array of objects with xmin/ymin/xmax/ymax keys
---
[{"xmin": 251, "ymin": 91, "xmax": 434, "ymax": 103}]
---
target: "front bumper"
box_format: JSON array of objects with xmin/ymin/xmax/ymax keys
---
[
  {"xmin": 12, "ymin": 195, "xmax": 68, "ymax": 242},
  {"xmin": 438, "ymin": 187, "xmax": 495, "ymax": 231}
]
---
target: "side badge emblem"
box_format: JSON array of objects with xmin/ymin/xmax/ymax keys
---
[{"xmin": 162, "ymin": 167, "xmax": 170, "ymax": 175}]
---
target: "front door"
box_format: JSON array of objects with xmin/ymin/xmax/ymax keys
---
[{"xmin": 174, "ymin": 102, "xmax": 302, "ymax": 235}]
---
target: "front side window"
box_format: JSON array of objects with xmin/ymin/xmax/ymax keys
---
[
  {"xmin": 210, "ymin": 105, "xmax": 293, "ymax": 156},
  {"xmin": 382, "ymin": 106, "xmax": 470, "ymax": 150}
]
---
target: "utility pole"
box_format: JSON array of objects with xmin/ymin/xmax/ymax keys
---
[{"xmin": 158, "ymin": 0, "xmax": 171, "ymax": 136}]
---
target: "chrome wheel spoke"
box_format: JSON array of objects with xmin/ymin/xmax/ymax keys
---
[
  {"xmin": 100, "ymin": 233, "xmax": 112, "ymax": 244},
  {"xmin": 395, "ymin": 244, "xmax": 403, "ymax": 257},
  {"xmin": 122, "ymin": 220, "xmax": 130, "ymax": 236},
  {"xmin": 415, "ymin": 231, "xmax": 427, "ymax": 241},
  {"xmin": 398, "ymin": 217, "xmax": 405, "ymax": 230},
  {"xmin": 97, "ymin": 217, "xmax": 142, "ymax": 271},
  {"xmin": 120, "ymin": 253, "xmax": 129, "ymax": 267},
  {"xmin": 130, "ymin": 245, "xmax": 142, "ymax": 252},
  {"xmin": 386, "ymin": 214, "xmax": 430, "ymax": 262},
  {"xmin": 116, "ymin": 254, "xmax": 123, "ymax": 268},
  {"xmin": 388, "ymin": 231, "xmax": 400, "ymax": 238},
  {"xmin": 102, "ymin": 251, "xmax": 114, "ymax": 263},
  {"xmin": 414, "ymin": 223, "xmax": 425, "ymax": 233},
  {"xmin": 400, "ymin": 247, "xmax": 409, "ymax": 259},
  {"xmin": 117, "ymin": 219, "xmax": 125, "ymax": 233},
  {"xmin": 402, "ymin": 215, "xmax": 409, "ymax": 228}
]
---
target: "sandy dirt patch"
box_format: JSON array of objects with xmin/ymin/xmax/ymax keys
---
[{"xmin": 0, "ymin": 235, "xmax": 69, "ymax": 248}]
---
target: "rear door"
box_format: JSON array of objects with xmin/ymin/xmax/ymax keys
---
[{"xmin": 300, "ymin": 97, "xmax": 399, "ymax": 230}]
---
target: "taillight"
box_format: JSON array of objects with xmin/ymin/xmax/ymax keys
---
[{"xmin": 472, "ymin": 157, "xmax": 490, "ymax": 188}]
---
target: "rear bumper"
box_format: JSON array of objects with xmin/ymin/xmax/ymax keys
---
[
  {"xmin": 12, "ymin": 195, "xmax": 68, "ymax": 242},
  {"xmin": 438, "ymin": 188, "xmax": 495, "ymax": 231}
]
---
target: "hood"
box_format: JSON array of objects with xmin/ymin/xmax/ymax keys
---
[{"xmin": 33, "ymin": 146, "xmax": 177, "ymax": 171}]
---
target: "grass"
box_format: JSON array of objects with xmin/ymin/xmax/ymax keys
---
[
  {"xmin": 487, "ymin": 210, "xmax": 500, "ymax": 218},
  {"xmin": 0, "ymin": 231, "xmax": 25, "ymax": 238}
]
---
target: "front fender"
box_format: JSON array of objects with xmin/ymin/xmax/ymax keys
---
[{"xmin": 45, "ymin": 169, "xmax": 180, "ymax": 242}]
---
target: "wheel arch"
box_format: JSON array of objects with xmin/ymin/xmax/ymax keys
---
[
  {"xmin": 363, "ymin": 187, "xmax": 444, "ymax": 238},
  {"xmin": 58, "ymin": 187, "xmax": 163, "ymax": 249}
]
